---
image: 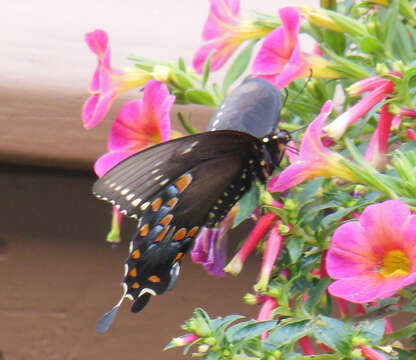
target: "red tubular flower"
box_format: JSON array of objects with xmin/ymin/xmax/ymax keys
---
[
  {"xmin": 325, "ymin": 77, "xmax": 395, "ymax": 139},
  {"xmin": 364, "ymin": 104, "xmax": 393, "ymax": 168},
  {"xmin": 407, "ymin": 128, "xmax": 416, "ymax": 141},
  {"xmin": 358, "ymin": 346, "xmax": 389, "ymax": 360},
  {"xmin": 225, "ymin": 212, "xmax": 278, "ymax": 275},
  {"xmin": 256, "ymin": 296, "xmax": 278, "ymax": 341},
  {"xmin": 298, "ymin": 336, "xmax": 315, "ymax": 355},
  {"xmin": 255, "ymin": 223, "xmax": 284, "ymax": 292},
  {"xmin": 170, "ymin": 333, "xmax": 201, "ymax": 347},
  {"xmin": 83, "ymin": 29, "xmax": 153, "ymax": 129}
]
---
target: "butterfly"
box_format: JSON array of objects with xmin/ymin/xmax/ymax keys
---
[{"xmin": 93, "ymin": 78, "xmax": 291, "ymax": 333}]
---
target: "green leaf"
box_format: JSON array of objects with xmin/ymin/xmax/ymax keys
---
[
  {"xmin": 212, "ymin": 314, "xmax": 245, "ymax": 333},
  {"xmin": 312, "ymin": 316, "xmax": 350, "ymax": 354},
  {"xmin": 359, "ymin": 319, "xmax": 386, "ymax": 344},
  {"xmin": 297, "ymin": 178, "xmax": 323, "ymax": 205},
  {"xmin": 185, "ymin": 88, "xmax": 217, "ymax": 107},
  {"xmin": 172, "ymin": 70, "xmax": 195, "ymax": 90},
  {"xmin": 305, "ymin": 278, "xmax": 332, "ymax": 313},
  {"xmin": 360, "ymin": 36, "xmax": 385, "ymax": 55},
  {"xmin": 223, "ymin": 40, "xmax": 258, "ymax": 93},
  {"xmin": 383, "ymin": 0, "xmax": 400, "ymax": 55},
  {"xmin": 178, "ymin": 57, "xmax": 186, "ymax": 72},
  {"xmin": 177, "ymin": 112, "xmax": 198, "ymax": 135},
  {"xmin": 286, "ymin": 236, "xmax": 305, "ymax": 264},
  {"xmin": 265, "ymin": 319, "xmax": 310, "ymax": 347},
  {"xmin": 233, "ymin": 185, "xmax": 260, "ymax": 228},
  {"xmin": 226, "ymin": 320, "xmax": 277, "ymax": 343},
  {"xmin": 321, "ymin": 208, "xmax": 354, "ymax": 229},
  {"xmin": 324, "ymin": 30, "xmax": 346, "ymax": 55},
  {"xmin": 202, "ymin": 54, "xmax": 212, "ymax": 88}
]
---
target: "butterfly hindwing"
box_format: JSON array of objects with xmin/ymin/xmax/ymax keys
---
[{"xmin": 117, "ymin": 148, "xmax": 261, "ymax": 313}]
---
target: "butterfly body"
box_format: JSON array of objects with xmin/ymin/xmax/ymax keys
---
[{"xmin": 94, "ymin": 79, "xmax": 290, "ymax": 333}]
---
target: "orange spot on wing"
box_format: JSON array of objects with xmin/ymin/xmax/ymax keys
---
[
  {"xmin": 132, "ymin": 249, "xmax": 141, "ymax": 259},
  {"xmin": 187, "ymin": 226, "xmax": 200, "ymax": 238},
  {"xmin": 148, "ymin": 275, "xmax": 161, "ymax": 283},
  {"xmin": 154, "ymin": 226, "xmax": 170, "ymax": 243},
  {"xmin": 175, "ymin": 252, "xmax": 184, "ymax": 261},
  {"xmin": 175, "ymin": 174, "xmax": 192, "ymax": 193},
  {"xmin": 173, "ymin": 228, "xmax": 187, "ymax": 241},
  {"xmin": 132, "ymin": 282, "xmax": 140, "ymax": 289},
  {"xmin": 166, "ymin": 197, "xmax": 179, "ymax": 208},
  {"xmin": 129, "ymin": 268, "xmax": 137, "ymax": 277},
  {"xmin": 140, "ymin": 224, "xmax": 150, "ymax": 237},
  {"xmin": 160, "ymin": 214, "xmax": 173, "ymax": 226},
  {"xmin": 151, "ymin": 197, "xmax": 163, "ymax": 212}
]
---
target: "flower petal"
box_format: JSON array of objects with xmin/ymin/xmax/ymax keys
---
[
  {"xmin": 327, "ymin": 221, "xmax": 376, "ymax": 279},
  {"xmin": 299, "ymin": 100, "xmax": 333, "ymax": 157},
  {"xmin": 82, "ymin": 93, "xmax": 114, "ymax": 129},
  {"xmin": 267, "ymin": 161, "xmax": 313, "ymax": 192},
  {"xmin": 328, "ymin": 273, "xmax": 405, "ymax": 303},
  {"xmin": 94, "ymin": 150, "xmax": 136, "ymax": 177},
  {"xmin": 202, "ymin": 0, "xmax": 240, "ymax": 41},
  {"xmin": 85, "ymin": 29, "xmax": 109, "ymax": 58},
  {"xmin": 360, "ymin": 200, "xmax": 410, "ymax": 254}
]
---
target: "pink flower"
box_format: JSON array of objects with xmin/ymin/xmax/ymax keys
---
[
  {"xmin": 256, "ymin": 296, "xmax": 278, "ymax": 341},
  {"xmin": 327, "ymin": 200, "xmax": 416, "ymax": 303},
  {"xmin": 364, "ymin": 104, "xmax": 393, "ymax": 168},
  {"xmin": 94, "ymin": 80, "xmax": 175, "ymax": 177},
  {"xmin": 252, "ymin": 7, "xmax": 340, "ymax": 89},
  {"xmin": 254, "ymin": 223, "xmax": 284, "ymax": 292},
  {"xmin": 106, "ymin": 207, "xmax": 123, "ymax": 245},
  {"xmin": 170, "ymin": 333, "xmax": 201, "ymax": 347},
  {"xmin": 225, "ymin": 211, "xmax": 278, "ymax": 275},
  {"xmin": 358, "ymin": 346, "xmax": 389, "ymax": 360},
  {"xmin": 325, "ymin": 77, "xmax": 395, "ymax": 139},
  {"xmin": 268, "ymin": 101, "xmax": 359, "ymax": 192},
  {"xmin": 193, "ymin": 0, "xmax": 270, "ymax": 73},
  {"xmin": 83, "ymin": 29, "xmax": 153, "ymax": 129},
  {"xmin": 407, "ymin": 128, "xmax": 416, "ymax": 141}
]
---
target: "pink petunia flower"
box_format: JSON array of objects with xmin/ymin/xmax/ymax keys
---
[
  {"xmin": 325, "ymin": 77, "xmax": 395, "ymax": 139},
  {"xmin": 94, "ymin": 80, "xmax": 175, "ymax": 177},
  {"xmin": 252, "ymin": 7, "xmax": 340, "ymax": 89},
  {"xmin": 327, "ymin": 200, "xmax": 416, "ymax": 303},
  {"xmin": 83, "ymin": 29, "xmax": 153, "ymax": 129},
  {"xmin": 268, "ymin": 101, "xmax": 359, "ymax": 193},
  {"xmin": 193, "ymin": 0, "xmax": 270, "ymax": 73},
  {"xmin": 191, "ymin": 206, "xmax": 237, "ymax": 277}
]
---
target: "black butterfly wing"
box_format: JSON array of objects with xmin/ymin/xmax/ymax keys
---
[
  {"xmin": 207, "ymin": 78, "xmax": 282, "ymax": 137},
  {"xmin": 95, "ymin": 131, "xmax": 263, "ymax": 332},
  {"xmin": 93, "ymin": 130, "xmax": 258, "ymax": 220}
]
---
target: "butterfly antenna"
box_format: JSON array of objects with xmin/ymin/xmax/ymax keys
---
[
  {"xmin": 96, "ymin": 286, "xmax": 127, "ymax": 334},
  {"xmin": 282, "ymin": 88, "xmax": 289, "ymax": 109},
  {"xmin": 287, "ymin": 69, "xmax": 313, "ymax": 109}
]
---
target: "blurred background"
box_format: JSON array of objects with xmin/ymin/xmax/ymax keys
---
[{"xmin": 0, "ymin": 1, "xmax": 316, "ymax": 359}]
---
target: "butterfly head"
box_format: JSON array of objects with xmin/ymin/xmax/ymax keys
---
[{"xmin": 261, "ymin": 130, "xmax": 291, "ymax": 170}]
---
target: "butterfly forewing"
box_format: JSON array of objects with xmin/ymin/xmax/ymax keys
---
[{"xmin": 93, "ymin": 130, "xmax": 261, "ymax": 220}]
